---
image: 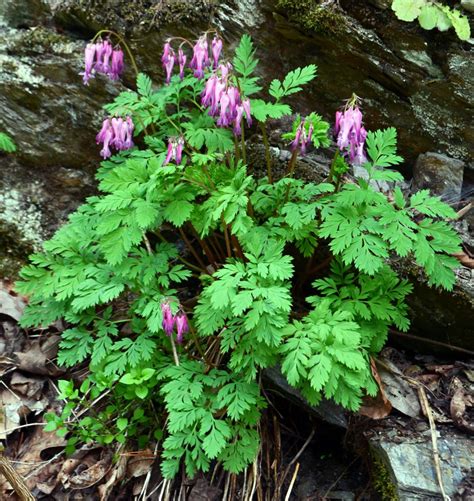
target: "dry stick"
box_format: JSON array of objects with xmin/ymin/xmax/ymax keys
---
[
  {"xmin": 418, "ymin": 387, "xmax": 449, "ymax": 501},
  {"xmin": 178, "ymin": 228, "xmax": 207, "ymax": 270},
  {"xmin": 389, "ymin": 330, "xmax": 474, "ymax": 357},
  {"xmin": 279, "ymin": 428, "xmax": 315, "ymax": 489},
  {"xmin": 284, "ymin": 463, "xmax": 300, "ymax": 501},
  {"xmin": 322, "ymin": 457, "xmax": 358, "ymax": 500},
  {"xmin": 0, "ymin": 447, "xmax": 35, "ymax": 501}
]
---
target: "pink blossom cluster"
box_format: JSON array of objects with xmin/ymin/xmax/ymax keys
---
[
  {"xmin": 161, "ymin": 34, "xmax": 223, "ymax": 84},
  {"xmin": 96, "ymin": 116, "xmax": 134, "ymax": 159},
  {"xmin": 201, "ymin": 63, "xmax": 251, "ymax": 136},
  {"xmin": 291, "ymin": 120, "xmax": 314, "ymax": 155},
  {"xmin": 161, "ymin": 302, "xmax": 189, "ymax": 344},
  {"xmin": 164, "ymin": 136, "xmax": 185, "ymax": 166},
  {"xmin": 82, "ymin": 39, "xmax": 124, "ymax": 85},
  {"xmin": 334, "ymin": 106, "xmax": 367, "ymax": 165}
]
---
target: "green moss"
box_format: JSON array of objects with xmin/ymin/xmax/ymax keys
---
[
  {"xmin": 371, "ymin": 455, "xmax": 399, "ymax": 501},
  {"xmin": 12, "ymin": 27, "xmax": 71, "ymax": 54},
  {"xmin": 276, "ymin": 0, "xmax": 347, "ymax": 34}
]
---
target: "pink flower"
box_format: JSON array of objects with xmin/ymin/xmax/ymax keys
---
[
  {"xmin": 335, "ymin": 105, "xmax": 367, "ymax": 165},
  {"xmin": 178, "ymin": 48, "xmax": 187, "ymax": 80},
  {"xmin": 163, "ymin": 136, "xmax": 185, "ymax": 166},
  {"xmin": 175, "ymin": 312, "xmax": 189, "ymax": 344},
  {"xmin": 82, "ymin": 38, "xmax": 125, "ymax": 84},
  {"xmin": 96, "ymin": 116, "xmax": 134, "ymax": 159},
  {"xmin": 190, "ymin": 36, "xmax": 209, "ymax": 79},
  {"xmin": 161, "ymin": 302, "xmax": 175, "ymax": 336},
  {"xmin": 82, "ymin": 43, "xmax": 96, "ymax": 84},
  {"xmin": 211, "ymin": 35, "xmax": 223, "ymax": 69},
  {"xmin": 164, "ymin": 49, "xmax": 175, "ymax": 84},
  {"xmin": 109, "ymin": 47, "xmax": 124, "ymax": 80}
]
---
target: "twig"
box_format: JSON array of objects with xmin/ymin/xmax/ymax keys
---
[
  {"xmin": 0, "ymin": 446, "xmax": 35, "ymax": 501},
  {"xmin": 418, "ymin": 387, "xmax": 450, "ymax": 501},
  {"xmin": 322, "ymin": 457, "xmax": 358, "ymax": 499},
  {"xmin": 389, "ymin": 330, "xmax": 474, "ymax": 356},
  {"xmin": 279, "ymin": 428, "xmax": 315, "ymax": 488},
  {"xmin": 284, "ymin": 462, "xmax": 300, "ymax": 501}
]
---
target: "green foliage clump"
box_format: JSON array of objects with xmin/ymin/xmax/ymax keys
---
[
  {"xmin": 16, "ymin": 34, "xmax": 461, "ymax": 480},
  {"xmin": 0, "ymin": 132, "xmax": 16, "ymax": 153},
  {"xmin": 392, "ymin": 0, "xmax": 471, "ymax": 40}
]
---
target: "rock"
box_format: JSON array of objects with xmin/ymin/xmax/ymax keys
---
[
  {"xmin": 412, "ymin": 152, "xmax": 465, "ymax": 201},
  {"xmin": 369, "ymin": 429, "xmax": 474, "ymax": 499},
  {"xmin": 263, "ymin": 367, "xmax": 348, "ymax": 428},
  {"xmin": 461, "ymin": 0, "xmax": 474, "ymax": 14}
]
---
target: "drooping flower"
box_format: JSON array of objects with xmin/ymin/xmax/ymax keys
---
[
  {"xmin": 109, "ymin": 47, "xmax": 124, "ymax": 80},
  {"xmin": 163, "ymin": 48, "xmax": 176, "ymax": 84},
  {"xmin": 96, "ymin": 116, "xmax": 134, "ymax": 159},
  {"xmin": 164, "ymin": 136, "xmax": 185, "ymax": 166},
  {"xmin": 82, "ymin": 43, "xmax": 96, "ymax": 84},
  {"xmin": 82, "ymin": 38, "xmax": 124, "ymax": 84},
  {"xmin": 190, "ymin": 36, "xmax": 209, "ymax": 79},
  {"xmin": 175, "ymin": 312, "xmax": 189, "ymax": 344},
  {"xmin": 211, "ymin": 35, "xmax": 223, "ymax": 69},
  {"xmin": 178, "ymin": 48, "xmax": 187, "ymax": 80},
  {"xmin": 291, "ymin": 120, "xmax": 313, "ymax": 155},
  {"xmin": 161, "ymin": 302, "xmax": 175, "ymax": 336},
  {"xmin": 334, "ymin": 105, "xmax": 367, "ymax": 165}
]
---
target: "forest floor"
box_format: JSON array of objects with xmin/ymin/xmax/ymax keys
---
[{"xmin": 0, "ymin": 279, "xmax": 473, "ymax": 500}]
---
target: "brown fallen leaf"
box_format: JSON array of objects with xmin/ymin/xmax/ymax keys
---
[
  {"xmin": 358, "ymin": 358, "xmax": 392, "ymax": 419},
  {"xmin": 13, "ymin": 334, "xmax": 64, "ymax": 377},
  {"xmin": 98, "ymin": 452, "xmax": 128, "ymax": 501},
  {"xmin": 10, "ymin": 372, "xmax": 46, "ymax": 400},
  {"xmin": 453, "ymin": 251, "xmax": 474, "ymax": 269},
  {"xmin": 0, "ymin": 283, "xmax": 26, "ymax": 322},
  {"xmin": 450, "ymin": 378, "xmax": 474, "ymax": 435},
  {"xmin": 375, "ymin": 358, "xmax": 421, "ymax": 418},
  {"xmin": 0, "ymin": 423, "xmax": 66, "ymax": 498}
]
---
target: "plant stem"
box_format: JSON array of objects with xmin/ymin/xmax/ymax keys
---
[
  {"xmin": 259, "ymin": 122, "xmax": 273, "ymax": 183},
  {"xmin": 221, "ymin": 216, "xmax": 232, "ymax": 258},
  {"xmin": 169, "ymin": 335, "xmax": 180, "ymax": 366},
  {"xmin": 241, "ymin": 121, "xmax": 247, "ymax": 165},
  {"xmin": 327, "ymin": 148, "xmax": 340, "ymax": 184},
  {"xmin": 188, "ymin": 321, "xmax": 208, "ymax": 364},
  {"xmin": 154, "ymin": 230, "xmax": 208, "ymax": 274},
  {"xmin": 179, "ymin": 227, "xmax": 207, "ymax": 270},
  {"xmin": 92, "ymin": 30, "xmax": 140, "ymax": 78}
]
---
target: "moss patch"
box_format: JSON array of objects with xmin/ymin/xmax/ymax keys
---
[
  {"xmin": 371, "ymin": 454, "xmax": 399, "ymax": 501},
  {"xmin": 276, "ymin": 0, "xmax": 347, "ymax": 34}
]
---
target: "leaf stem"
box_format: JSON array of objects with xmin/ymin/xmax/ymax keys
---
[
  {"xmin": 259, "ymin": 122, "xmax": 273, "ymax": 183},
  {"xmin": 327, "ymin": 148, "xmax": 340, "ymax": 184}
]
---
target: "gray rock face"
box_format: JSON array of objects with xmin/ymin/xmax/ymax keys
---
[
  {"xmin": 412, "ymin": 152, "xmax": 465, "ymax": 201},
  {"xmin": 370, "ymin": 430, "xmax": 474, "ymax": 499},
  {"xmin": 263, "ymin": 367, "xmax": 348, "ymax": 428},
  {"xmin": 461, "ymin": 0, "xmax": 474, "ymax": 14}
]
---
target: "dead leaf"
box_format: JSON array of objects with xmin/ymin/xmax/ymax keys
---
[
  {"xmin": 0, "ymin": 285, "xmax": 26, "ymax": 322},
  {"xmin": 359, "ymin": 358, "xmax": 392, "ymax": 419},
  {"xmin": 0, "ymin": 388, "xmax": 49, "ymax": 439},
  {"xmin": 98, "ymin": 453, "xmax": 128, "ymax": 501},
  {"xmin": 0, "ymin": 423, "xmax": 66, "ymax": 498},
  {"xmin": 13, "ymin": 334, "xmax": 64, "ymax": 377},
  {"xmin": 66, "ymin": 456, "xmax": 111, "ymax": 489},
  {"xmin": 376, "ymin": 358, "xmax": 421, "ymax": 418},
  {"xmin": 126, "ymin": 450, "xmax": 155, "ymax": 479},
  {"xmin": 450, "ymin": 378, "xmax": 474, "ymax": 435},
  {"xmin": 453, "ymin": 251, "xmax": 474, "ymax": 268},
  {"xmin": 10, "ymin": 373, "xmax": 45, "ymax": 400}
]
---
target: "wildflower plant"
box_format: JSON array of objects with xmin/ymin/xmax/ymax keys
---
[{"xmin": 16, "ymin": 31, "xmax": 461, "ymax": 479}]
